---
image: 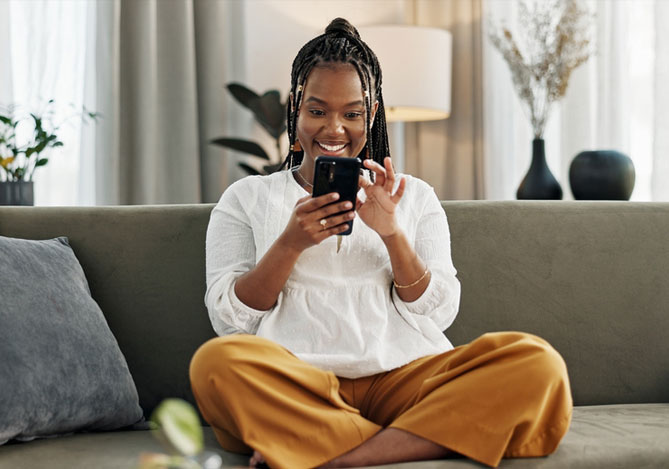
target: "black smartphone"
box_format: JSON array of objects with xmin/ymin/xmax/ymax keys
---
[{"xmin": 312, "ymin": 156, "xmax": 361, "ymax": 236}]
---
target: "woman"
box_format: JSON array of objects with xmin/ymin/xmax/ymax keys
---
[{"xmin": 190, "ymin": 18, "xmax": 572, "ymax": 469}]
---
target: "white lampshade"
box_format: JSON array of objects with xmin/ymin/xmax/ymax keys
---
[{"xmin": 358, "ymin": 25, "xmax": 452, "ymax": 122}]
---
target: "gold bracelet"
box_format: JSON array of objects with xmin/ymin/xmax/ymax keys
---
[{"xmin": 393, "ymin": 268, "xmax": 430, "ymax": 289}]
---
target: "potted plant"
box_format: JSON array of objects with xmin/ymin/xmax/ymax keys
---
[
  {"xmin": 0, "ymin": 100, "xmax": 99, "ymax": 205},
  {"xmin": 211, "ymin": 83, "xmax": 287, "ymax": 175},
  {"xmin": 488, "ymin": 0, "xmax": 593, "ymax": 199}
]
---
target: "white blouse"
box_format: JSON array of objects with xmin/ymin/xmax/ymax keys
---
[{"xmin": 205, "ymin": 169, "xmax": 461, "ymax": 378}]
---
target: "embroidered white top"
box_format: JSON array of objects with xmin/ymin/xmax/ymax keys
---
[{"xmin": 205, "ymin": 170, "xmax": 461, "ymax": 378}]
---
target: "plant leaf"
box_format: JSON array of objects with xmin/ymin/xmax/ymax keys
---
[
  {"xmin": 254, "ymin": 91, "xmax": 287, "ymax": 139},
  {"xmin": 210, "ymin": 137, "xmax": 270, "ymax": 160},
  {"xmin": 238, "ymin": 162, "xmax": 262, "ymax": 176},
  {"xmin": 263, "ymin": 162, "xmax": 283, "ymax": 174},
  {"xmin": 225, "ymin": 83, "xmax": 287, "ymax": 139},
  {"xmin": 35, "ymin": 158, "xmax": 48, "ymax": 167},
  {"xmin": 227, "ymin": 83, "xmax": 260, "ymax": 111},
  {"xmin": 150, "ymin": 398, "xmax": 203, "ymax": 457}
]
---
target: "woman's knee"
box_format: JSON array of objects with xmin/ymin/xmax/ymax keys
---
[
  {"xmin": 190, "ymin": 335, "xmax": 260, "ymax": 387},
  {"xmin": 512, "ymin": 333, "xmax": 571, "ymax": 401},
  {"xmin": 480, "ymin": 332, "xmax": 570, "ymax": 390}
]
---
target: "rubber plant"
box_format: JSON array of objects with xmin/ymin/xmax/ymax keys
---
[{"xmin": 211, "ymin": 83, "xmax": 288, "ymax": 175}]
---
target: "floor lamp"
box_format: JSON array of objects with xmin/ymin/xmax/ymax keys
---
[{"xmin": 358, "ymin": 25, "xmax": 452, "ymax": 173}]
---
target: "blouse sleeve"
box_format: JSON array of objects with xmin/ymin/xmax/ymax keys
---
[
  {"xmin": 204, "ymin": 179, "xmax": 281, "ymax": 335},
  {"xmin": 391, "ymin": 183, "xmax": 461, "ymax": 331}
]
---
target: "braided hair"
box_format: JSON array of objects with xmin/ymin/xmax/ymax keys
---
[{"xmin": 281, "ymin": 18, "xmax": 391, "ymax": 172}]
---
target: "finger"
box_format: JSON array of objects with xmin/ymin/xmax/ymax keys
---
[
  {"xmin": 324, "ymin": 209, "xmax": 356, "ymax": 228},
  {"xmin": 297, "ymin": 192, "xmax": 339, "ymax": 213},
  {"xmin": 391, "ymin": 176, "xmax": 406, "ymax": 204},
  {"xmin": 313, "ymin": 200, "xmax": 354, "ymax": 220},
  {"xmin": 383, "ymin": 157, "xmax": 395, "ymax": 192},
  {"xmin": 294, "ymin": 194, "xmax": 311, "ymax": 207},
  {"xmin": 358, "ymin": 174, "xmax": 373, "ymax": 189},
  {"xmin": 363, "ymin": 159, "xmax": 386, "ymax": 186},
  {"xmin": 320, "ymin": 222, "xmax": 352, "ymax": 239}
]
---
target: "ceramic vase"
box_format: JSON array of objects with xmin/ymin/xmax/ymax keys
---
[
  {"xmin": 0, "ymin": 181, "xmax": 34, "ymax": 206},
  {"xmin": 516, "ymin": 139, "xmax": 563, "ymax": 200},
  {"xmin": 569, "ymin": 150, "xmax": 635, "ymax": 200}
]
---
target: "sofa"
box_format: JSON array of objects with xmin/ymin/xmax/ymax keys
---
[{"xmin": 0, "ymin": 201, "xmax": 668, "ymax": 469}]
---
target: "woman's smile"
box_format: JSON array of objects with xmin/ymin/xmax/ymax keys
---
[{"xmin": 316, "ymin": 140, "xmax": 348, "ymax": 155}]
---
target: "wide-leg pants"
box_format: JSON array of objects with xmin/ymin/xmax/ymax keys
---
[{"xmin": 189, "ymin": 332, "xmax": 572, "ymax": 469}]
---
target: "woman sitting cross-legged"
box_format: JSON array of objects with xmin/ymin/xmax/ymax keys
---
[{"xmin": 189, "ymin": 17, "xmax": 572, "ymax": 469}]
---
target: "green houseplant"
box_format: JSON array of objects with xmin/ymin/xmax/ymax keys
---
[
  {"xmin": 211, "ymin": 83, "xmax": 287, "ymax": 175},
  {"xmin": 0, "ymin": 100, "xmax": 98, "ymax": 205}
]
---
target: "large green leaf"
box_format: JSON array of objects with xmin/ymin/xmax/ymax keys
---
[
  {"xmin": 226, "ymin": 83, "xmax": 287, "ymax": 139},
  {"xmin": 227, "ymin": 83, "xmax": 260, "ymax": 111},
  {"xmin": 263, "ymin": 162, "xmax": 283, "ymax": 174},
  {"xmin": 253, "ymin": 91, "xmax": 287, "ymax": 139},
  {"xmin": 238, "ymin": 162, "xmax": 262, "ymax": 176},
  {"xmin": 210, "ymin": 137, "xmax": 270, "ymax": 160}
]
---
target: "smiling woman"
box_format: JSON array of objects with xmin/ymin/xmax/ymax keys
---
[{"xmin": 189, "ymin": 16, "xmax": 572, "ymax": 469}]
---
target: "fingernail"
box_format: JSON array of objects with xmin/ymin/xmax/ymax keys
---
[
  {"xmin": 344, "ymin": 202, "xmax": 352, "ymax": 209},
  {"xmin": 332, "ymin": 193, "xmax": 339, "ymax": 200}
]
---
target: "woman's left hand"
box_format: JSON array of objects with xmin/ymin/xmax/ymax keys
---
[{"xmin": 357, "ymin": 157, "xmax": 406, "ymax": 238}]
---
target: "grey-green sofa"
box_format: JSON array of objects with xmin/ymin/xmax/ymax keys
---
[{"xmin": 1, "ymin": 201, "xmax": 668, "ymax": 468}]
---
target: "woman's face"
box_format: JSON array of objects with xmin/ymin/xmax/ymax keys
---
[{"xmin": 296, "ymin": 63, "xmax": 377, "ymax": 170}]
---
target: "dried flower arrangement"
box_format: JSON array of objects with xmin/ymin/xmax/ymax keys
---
[{"xmin": 488, "ymin": 0, "xmax": 594, "ymax": 138}]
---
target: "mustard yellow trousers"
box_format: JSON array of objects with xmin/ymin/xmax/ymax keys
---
[{"xmin": 189, "ymin": 332, "xmax": 572, "ymax": 468}]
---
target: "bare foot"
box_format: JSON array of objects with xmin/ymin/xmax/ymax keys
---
[
  {"xmin": 249, "ymin": 449, "xmax": 266, "ymax": 467},
  {"xmin": 321, "ymin": 428, "xmax": 451, "ymax": 468}
]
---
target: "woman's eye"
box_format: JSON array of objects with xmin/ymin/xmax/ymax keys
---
[
  {"xmin": 345, "ymin": 112, "xmax": 363, "ymax": 119},
  {"xmin": 309, "ymin": 109, "xmax": 325, "ymax": 116}
]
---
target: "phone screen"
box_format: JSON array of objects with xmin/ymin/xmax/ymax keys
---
[{"xmin": 312, "ymin": 156, "xmax": 361, "ymax": 235}]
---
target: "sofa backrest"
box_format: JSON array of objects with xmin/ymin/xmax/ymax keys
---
[
  {"xmin": 2, "ymin": 201, "xmax": 668, "ymax": 415},
  {"xmin": 443, "ymin": 201, "xmax": 669, "ymax": 407},
  {"xmin": 0, "ymin": 205, "xmax": 216, "ymax": 419}
]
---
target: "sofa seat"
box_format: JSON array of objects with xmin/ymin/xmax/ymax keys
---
[{"xmin": 1, "ymin": 404, "xmax": 667, "ymax": 469}]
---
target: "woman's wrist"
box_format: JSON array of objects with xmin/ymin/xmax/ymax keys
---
[
  {"xmin": 275, "ymin": 232, "xmax": 306, "ymax": 257},
  {"xmin": 379, "ymin": 225, "xmax": 402, "ymax": 244}
]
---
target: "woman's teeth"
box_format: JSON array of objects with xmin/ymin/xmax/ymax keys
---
[{"xmin": 318, "ymin": 142, "xmax": 346, "ymax": 152}]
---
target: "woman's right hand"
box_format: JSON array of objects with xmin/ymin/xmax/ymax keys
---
[{"xmin": 277, "ymin": 192, "xmax": 356, "ymax": 253}]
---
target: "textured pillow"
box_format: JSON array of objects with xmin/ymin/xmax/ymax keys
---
[{"xmin": 0, "ymin": 235, "xmax": 143, "ymax": 444}]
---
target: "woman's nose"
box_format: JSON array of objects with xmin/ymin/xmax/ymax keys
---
[{"xmin": 324, "ymin": 115, "xmax": 345, "ymax": 135}]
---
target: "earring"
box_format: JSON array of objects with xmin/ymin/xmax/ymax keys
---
[{"xmin": 292, "ymin": 140, "xmax": 302, "ymax": 152}]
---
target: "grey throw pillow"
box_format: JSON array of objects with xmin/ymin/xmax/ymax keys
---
[{"xmin": 0, "ymin": 235, "xmax": 143, "ymax": 444}]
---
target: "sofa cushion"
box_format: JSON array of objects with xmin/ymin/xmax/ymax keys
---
[
  {"xmin": 0, "ymin": 235, "xmax": 143, "ymax": 445},
  {"xmin": 0, "ymin": 404, "xmax": 667, "ymax": 468}
]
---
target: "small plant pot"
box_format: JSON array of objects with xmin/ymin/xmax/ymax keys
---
[{"xmin": 0, "ymin": 181, "xmax": 34, "ymax": 206}]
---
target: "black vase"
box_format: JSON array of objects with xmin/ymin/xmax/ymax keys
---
[
  {"xmin": 516, "ymin": 139, "xmax": 563, "ymax": 200},
  {"xmin": 0, "ymin": 181, "xmax": 35, "ymax": 206},
  {"xmin": 569, "ymin": 150, "xmax": 635, "ymax": 200}
]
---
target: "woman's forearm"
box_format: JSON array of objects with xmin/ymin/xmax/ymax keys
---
[
  {"xmin": 381, "ymin": 230, "xmax": 430, "ymax": 302},
  {"xmin": 233, "ymin": 235, "xmax": 302, "ymax": 311}
]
